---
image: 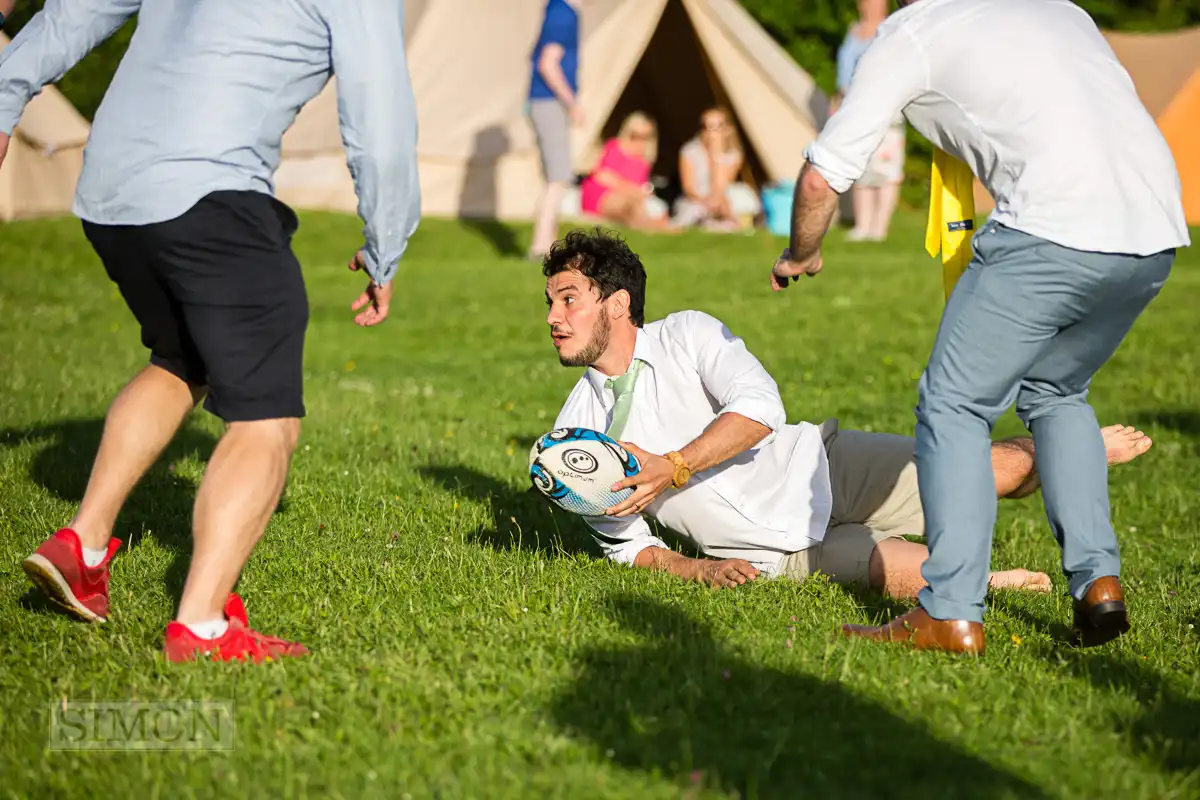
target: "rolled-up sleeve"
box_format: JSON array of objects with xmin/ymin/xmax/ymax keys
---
[
  {"xmin": 803, "ymin": 26, "xmax": 926, "ymax": 193},
  {"xmin": 326, "ymin": 1, "xmax": 421, "ymax": 286},
  {"xmin": 675, "ymin": 310, "xmax": 785, "ymax": 434},
  {"xmin": 0, "ymin": 0, "xmax": 140, "ymax": 135},
  {"xmin": 583, "ymin": 513, "xmax": 669, "ymax": 565}
]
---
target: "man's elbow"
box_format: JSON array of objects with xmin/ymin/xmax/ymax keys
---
[
  {"xmin": 759, "ymin": 407, "xmax": 786, "ymax": 437},
  {"xmin": 800, "ymin": 162, "xmax": 834, "ymax": 199},
  {"xmin": 748, "ymin": 397, "xmax": 787, "ymax": 435}
]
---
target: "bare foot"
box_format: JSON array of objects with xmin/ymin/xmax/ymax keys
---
[
  {"xmin": 1101, "ymin": 424, "xmax": 1153, "ymax": 466},
  {"xmin": 988, "ymin": 568, "xmax": 1052, "ymax": 593}
]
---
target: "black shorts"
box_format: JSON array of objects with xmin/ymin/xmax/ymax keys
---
[{"xmin": 83, "ymin": 190, "xmax": 309, "ymax": 422}]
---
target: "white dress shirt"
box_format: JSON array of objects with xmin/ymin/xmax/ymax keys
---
[
  {"xmin": 804, "ymin": 0, "xmax": 1191, "ymax": 257},
  {"xmin": 552, "ymin": 311, "xmax": 833, "ymax": 576}
]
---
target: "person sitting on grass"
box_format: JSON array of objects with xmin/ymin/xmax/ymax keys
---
[
  {"xmin": 579, "ymin": 112, "xmax": 675, "ymax": 232},
  {"xmin": 540, "ymin": 229, "xmax": 1152, "ymax": 600},
  {"xmin": 672, "ymin": 106, "xmax": 761, "ymax": 232}
]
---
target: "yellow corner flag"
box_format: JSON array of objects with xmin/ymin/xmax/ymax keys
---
[{"xmin": 924, "ymin": 148, "xmax": 976, "ymax": 300}]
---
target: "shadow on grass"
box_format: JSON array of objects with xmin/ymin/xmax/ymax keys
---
[
  {"xmin": 418, "ymin": 463, "xmax": 597, "ymax": 557},
  {"xmin": 1130, "ymin": 410, "xmax": 1200, "ymax": 455},
  {"xmin": 1006, "ymin": 605, "xmax": 1200, "ymax": 774},
  {"xmin": 1129, "ymin": 410, "xmax": 1200, "ymax": 438},
  {"xmin": 458, "ymin": 126, "xmax": 526, "ymax": 259},
  {"xmin": 1, "ymin": 417, "xmax": 218, "ymax": 611},
  {"xmin": 841, "ymin": 581, "xmax": 914, "ymax": 627},
  {"xmin": 461, "ymin": 218, "xmax": 525, "ymax": 259},
  {"xmin": 551, "ymin": 593, "xmax": 1046, "ymax": 798}
]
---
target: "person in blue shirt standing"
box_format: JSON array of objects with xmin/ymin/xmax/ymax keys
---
[
  {"xmin": 528, "ymin": 0, "xmax": 584, "ymax": 261},
  {"xmin": 0, "ymin": 0, "xmax": 420, "ymax": 664},
  {"xmin": 833, "ymin": 0, "xmax": 904, "ymax": 242}
]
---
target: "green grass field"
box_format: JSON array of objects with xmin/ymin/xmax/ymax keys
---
[{"xmin": 1, "ymin": 210, "xmax": 1197, "ymax": 799}]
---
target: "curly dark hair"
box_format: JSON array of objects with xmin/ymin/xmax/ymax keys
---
[{"xmin": 542, "ymin": 228, "xmax": 646, "ymax": 327}]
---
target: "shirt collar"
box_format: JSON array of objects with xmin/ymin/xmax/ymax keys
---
[{"xmin": 585, "ymin": 327, "xmax": 658, "ymax": 406}]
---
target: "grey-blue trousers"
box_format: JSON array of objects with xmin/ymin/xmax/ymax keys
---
[{"xmin": 915, "ymin": 221, "xmax": 1175, "ymax": 623}]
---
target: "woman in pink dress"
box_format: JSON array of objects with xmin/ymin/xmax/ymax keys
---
[{"xmin": 579, "ymin": 112, "xmax": 674, "ymax": 230}]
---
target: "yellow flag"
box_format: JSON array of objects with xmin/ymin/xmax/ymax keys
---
[{"xmin": 924, "ymin": 149, "xmax": 976, "ymax": 299}]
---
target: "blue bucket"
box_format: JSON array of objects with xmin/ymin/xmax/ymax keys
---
[{"xmin": 761, "ymin": 182, "xmax": 795, "ymax": 238}]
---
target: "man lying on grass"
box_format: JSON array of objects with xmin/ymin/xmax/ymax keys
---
[{"xmin": 541, "ymin": 229, "xmax": 1152, "ymax": 598}]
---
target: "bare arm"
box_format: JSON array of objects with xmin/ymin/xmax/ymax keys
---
[
  {"xmin": 592, "ymin": 166, "xmax": 643, "ymax": 194},
  {"xmin": 768, "ymin": 163, "xmax": 838, "ymax": 290},
  {"xmin": 537, "ymin": 43, "xmax": 576, "ymax": 110},
  {"xmin": 679, "ymin": 152, "xmax": 703, "ymax": 201},
  {"xmin": 771, "ymin": 28, "xmax": 924, "ymax": 290},
  {"xmin": 607, "ymin": 312, "xmax": 783, "ymax": 517},
  {"xmin": 710, "ymin": 152, "xmax": 741, "ymax": 197},
  {"xmin": 788, "ymin": 162, "xmax": 839, "ymax": 263},
  {"xmin": 611, "ymin": 410, "xmax": 770, "ymax": 517},
  {"xmin": 632, "ymin": 546, "xmax": 760, "ymax": 588},
  {"xmin": 679, "ymin": 411, "xmax": 770, "ymax": 474}
]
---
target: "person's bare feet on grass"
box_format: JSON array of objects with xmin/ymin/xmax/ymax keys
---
[
  {"xmin": 989, "ymin": 568, "xmax": 1052, "ymax": 593},
  {"xmin": 1102, "ymin": 424, "xmax": 1153, "ymax": 465}
]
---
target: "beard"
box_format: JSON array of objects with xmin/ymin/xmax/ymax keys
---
[{"xmin": 559, "ymin": 308, "xmax": 612, "ymax": 367}]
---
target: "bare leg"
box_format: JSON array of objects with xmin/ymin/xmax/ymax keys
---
[
  {"xmin": 849, "ymin": 185, "xmax": 876, "ymax": 240},
  {"xmin": 866, "ymin": 423, "xmax": 1154, "ymax": 599},
  {"xmin": 599, "ymin": 190, "xmax": 678, "ymax": 233},
  {"xmin": 867, "ymin": 538, "xmax": 1051, "ymax": 600},
  {"xmin": 992, "ymin": 437, "xmax": 1040, "ymax": 499},
  {"xmin": 530, "ymin": 180, "xmax": 568, "ymax": 257},
  {"xmin": 71, "ymin": 365, "xmax": 206, "ymax": 550},
  {"xmin": 174, "ymin": 418, "xmax": 300, "ymax": 625},
  {"xmin": 994, "ymin": 424, "xmax": 1153, "ymax": 499},
  {"xmin": 871, "ymin": 182, "xmax": 901, "ymax": 240}
]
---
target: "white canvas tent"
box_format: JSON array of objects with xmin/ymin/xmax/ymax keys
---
[
  {"xmin": 276, "ymin": 0, "xmax": 828, "ymax": 220},
  {"xmin": 0, "ymin": 33, "xmax": 91, "ymax": 221}
]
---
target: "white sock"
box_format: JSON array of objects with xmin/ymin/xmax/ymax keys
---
[
  {"xmin": 185, "ymin": 619, "xmax": 230, "ymax": 640},
  {"xmin": 81, "ymin": 547, "xmax": 108, "ymax": 568}
]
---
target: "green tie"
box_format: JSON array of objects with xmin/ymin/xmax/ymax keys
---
[{"xmin": 604, "ymin": 359, "xmax": 645, "ymax": 440}]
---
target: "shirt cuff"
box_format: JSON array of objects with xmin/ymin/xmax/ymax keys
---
[
  {"xmin": 803, "ymin": 140, "xmax": 860, "ymax": 195},
  {"xmin": 604, "ymin": 537, "xmax": 669, "ymax": 566},
  {"xmin": 360, "ymin": 247, "xmax": 398, "ymax": 286},
  {"xmin": 720, "ymin": 395, "xmax": 786, "ymax": 435},
  {"xmin": 0, "ymin": 98, "xmax": 25, "ymax": 137}
]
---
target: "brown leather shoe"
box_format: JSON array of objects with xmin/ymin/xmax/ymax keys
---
[
  {"xmin": 841, "ymin": 607, "xmax": 985, "ymax": 655},
  {"xmin": 1072, "ymin": 576, "xmax": 1131, "ymax": 647}
]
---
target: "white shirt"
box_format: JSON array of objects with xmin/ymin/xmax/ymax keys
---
[
  {"xmin": 552, "ymin": 311, "xmax": 833, "ymax": 576},
  {"xmin": 804, "ymin": 0, "xmax": 1191, "ymax": 257}
]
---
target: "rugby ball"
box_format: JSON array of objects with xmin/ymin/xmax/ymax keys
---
[{"xmin": 528, "ymin": 428, "xmax": 641, "ymax": 516}]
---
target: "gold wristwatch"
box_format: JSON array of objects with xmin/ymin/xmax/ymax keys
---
[{"xmin": 665, "ymin": 451, "xmax": 692, "ymax": 489}]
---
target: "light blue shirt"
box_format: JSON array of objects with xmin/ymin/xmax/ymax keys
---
[
  {"xmin": 0, "ymin": 0, "xmax": 420, "ymax": 285},
  {"xmin": 836, "ymin": 26, "xmax": 875, "ymax": 94}
]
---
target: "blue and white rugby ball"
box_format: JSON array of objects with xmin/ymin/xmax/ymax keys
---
[{"xmin": 528, "ymin": 428, "xmax": 641, "ymax": 516}]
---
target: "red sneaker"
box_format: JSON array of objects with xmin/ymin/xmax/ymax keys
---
[
  {"xmin": 22, "ymin": 529, "xmax": 122, "ymax": 623},
  {"xmin": 163, "ymin": 594, "xmax": 310, "ymax": 664}
]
